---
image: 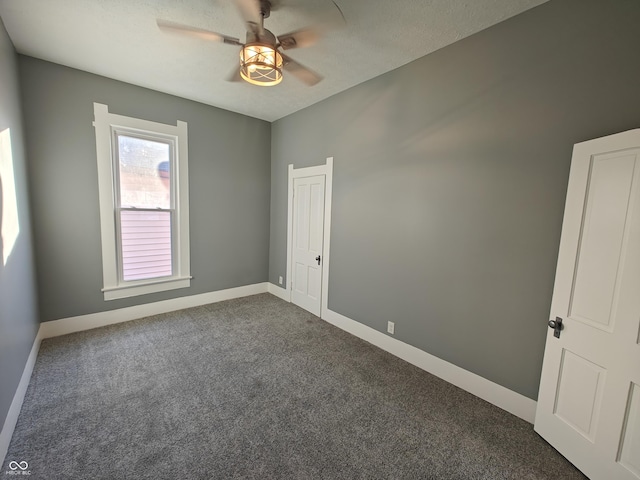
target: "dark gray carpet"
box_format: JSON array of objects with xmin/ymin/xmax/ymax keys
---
[{"xmin": 3, "ymin": 294, "xmax": 585, "ymax": 479}]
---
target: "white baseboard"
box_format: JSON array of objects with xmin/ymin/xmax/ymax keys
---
[
  {"xmin": 267, "ymin": 282, "xmax": 290, "ymax": 302},
  {"xmin": 39, "ymin": 282, "xmax": 269, "ymax": 339},
  {"xmin": 321, "ymin": 307, "xmax": 537, "ymax": 423},
  {"xmin": 0, "ymin": 330, "xmax": 43, "ymax": 468}
]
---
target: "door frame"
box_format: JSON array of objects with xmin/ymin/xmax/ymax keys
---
[{"xmin": 286, "ymin": 157, "xmax": 333, "ymax": 318}]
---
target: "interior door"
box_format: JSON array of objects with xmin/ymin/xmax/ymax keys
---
[
  {"xmin": 291, "ymin": 175, "xmax": 325, "ymax": 316},
  {"xmin": 535, "ymin": 129, "xmax": 640, "ymax": 480}
]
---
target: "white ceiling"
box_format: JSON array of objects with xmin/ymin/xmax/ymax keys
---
[{"xmin": 0, "ymin": 0, "xmax": 547, "ymax": 122}]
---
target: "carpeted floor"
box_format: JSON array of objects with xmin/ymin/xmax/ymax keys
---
[{"xmin": 3, "ymin": 294, "xmax": 586, "ymax": 479}]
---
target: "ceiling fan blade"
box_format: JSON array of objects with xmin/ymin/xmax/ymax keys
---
[
  {"xmin": 277, "ymin": 27, "xmax": 320, "ymax": 50},
  {"xmin": 157, "ymin": 20, "xmax": 242, "ymax": 46},
  {"xmin": 226, "ymin": 66, "xmax": 243, "ymax": 83},
  {"xmin": 281, "ymin": 53, "xmax": 323, "ymax": 86},
  {"xmin": 277, "ymin": 1, "xmax": 346, "ymax": 50},
  {"xmin": 233, "ymin": 0, "xmax": 264, "ymax": 35},
  {"xmin": 329, "ymin": 0, "xmax": 347, "ymax": 26}
]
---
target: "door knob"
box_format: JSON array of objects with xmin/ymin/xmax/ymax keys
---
[
  {"xmin": 315, "ymin": 255, "xmax": 321, "ymax": 265},
  {"xmin": 548, "ymin": 317, "xmax": 564, "ymax": 338}
]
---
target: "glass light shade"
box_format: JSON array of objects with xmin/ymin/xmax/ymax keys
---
[{"xmin": 240, "ymin": 44, "xmax": 283, "ymax": 86}]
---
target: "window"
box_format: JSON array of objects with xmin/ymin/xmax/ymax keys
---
[{"xmin": 93, "ymin": 103, "xmax": 190, "ymax": 300}]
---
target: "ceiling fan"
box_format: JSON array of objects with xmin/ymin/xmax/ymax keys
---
[{"xmin": 157, "ymin": 0, "xmax": 342, "ymax": 87}]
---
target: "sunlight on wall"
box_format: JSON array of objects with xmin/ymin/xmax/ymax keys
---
[{"xmin": 0, "ymin": 128, "xmax": 20, "ymax": 266}]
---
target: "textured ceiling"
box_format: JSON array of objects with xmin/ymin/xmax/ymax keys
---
[{"xmin": 0, "ymin": 0, "xmax": 547, "ymax": 121}]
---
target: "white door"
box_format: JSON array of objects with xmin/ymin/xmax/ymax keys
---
[
  {"xmin": 291, "ymin": 175, "xmax": 325, "ymax": 316},
  {"xmin": 535, "ymin": 129, "xmax": 640, "ymax": 480}
]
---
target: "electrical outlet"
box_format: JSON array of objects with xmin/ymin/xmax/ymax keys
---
[
  {"xmin": 278, "ymin": 276, "xmax": 283, "ymax": 285},
  {"xmin": 387, "ymin": 321, "xmax": 395, "ymax": 335}
]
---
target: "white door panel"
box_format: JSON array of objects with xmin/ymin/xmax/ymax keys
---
[
  {"xmin": 553, "ymin": 349, "xmax": 606, "ymax": 442},
  {"xmin": 291, "ymin": 175, "xmax": 325, "ymax": 316},
  {"xmin": 569, "ymin": 151, "xmax": 636, "ymax": 331},
  {"xmin": 619, "ymin": 383, "xmax": 640, "ymax": 476},
  {"xmin": 535, "ymin": 130, "xmax": 640, "ymax": 480}
]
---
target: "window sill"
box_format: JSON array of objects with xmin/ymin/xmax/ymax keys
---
[{"xmin": 102, "ymin": 276, "xmax": 192, "ymax": 301}]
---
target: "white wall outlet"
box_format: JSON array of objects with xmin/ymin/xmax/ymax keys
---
[
  {"xmin": 387, "ymin": 321, "xmax": 395, "ymax": 335},
  {"xmin": 278, "ymin": 276, "xmax": 283, "ymax": 285}
]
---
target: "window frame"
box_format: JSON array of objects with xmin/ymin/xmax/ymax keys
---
[{"xmin": 93, "ymin": 103, "xmax": 191, "ymax": 300}]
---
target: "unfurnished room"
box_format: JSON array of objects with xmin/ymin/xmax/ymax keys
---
[{"xmin": 0, "ymin": 0, "xmax": 639, "ymax": 478}]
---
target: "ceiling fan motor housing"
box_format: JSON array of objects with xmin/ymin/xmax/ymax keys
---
[{"xmin": 246, "ymin": 29, "xmax": 277, "ymax": 48}]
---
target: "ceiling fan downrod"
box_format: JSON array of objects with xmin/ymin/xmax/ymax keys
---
[{"xmin": 259, "ymin": 0, "xmax": 271, "ymax": 20}]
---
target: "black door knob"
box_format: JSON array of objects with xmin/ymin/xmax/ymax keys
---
[
  {"xmin": 316, "ymin": 255, "xmax": 321, "ymax": 265},
  {"xmin": 548, "ymin": 317, "xmax": 564, "ymax": 338}
]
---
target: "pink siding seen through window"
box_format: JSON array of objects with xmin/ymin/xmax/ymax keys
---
[{"xmin": 120, "ymin": 210, "xmax": 172, "ymax": 281}]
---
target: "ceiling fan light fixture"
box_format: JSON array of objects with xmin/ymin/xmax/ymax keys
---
[{"xmin": 240, "ymin": 44, "xmax": 283, "ymax": 86}]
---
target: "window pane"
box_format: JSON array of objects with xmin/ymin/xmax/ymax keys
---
[
  {"xmin": 120, "ymin": 210, "xmax": 172, "ymax": 281},
  {"xmin": 118, "ymin": 135, "xmax": 171, "ymax": 209}
]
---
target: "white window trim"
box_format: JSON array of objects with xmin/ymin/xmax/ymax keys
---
[{"xmin": 93, "ymin": 103, "xmax": 191, "ymax": 300}]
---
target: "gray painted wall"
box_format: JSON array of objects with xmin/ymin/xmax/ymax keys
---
[
  {"xmin": 0, "ymin": 21, "xmax": 40, "ymax": 429},
  {"xmin": 19, "ymin": 57, "xmax": 271, "ymax": 322},
  {"xmin": 269, "ymin": 0, "xmax": 640, "ymax": 399}
]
